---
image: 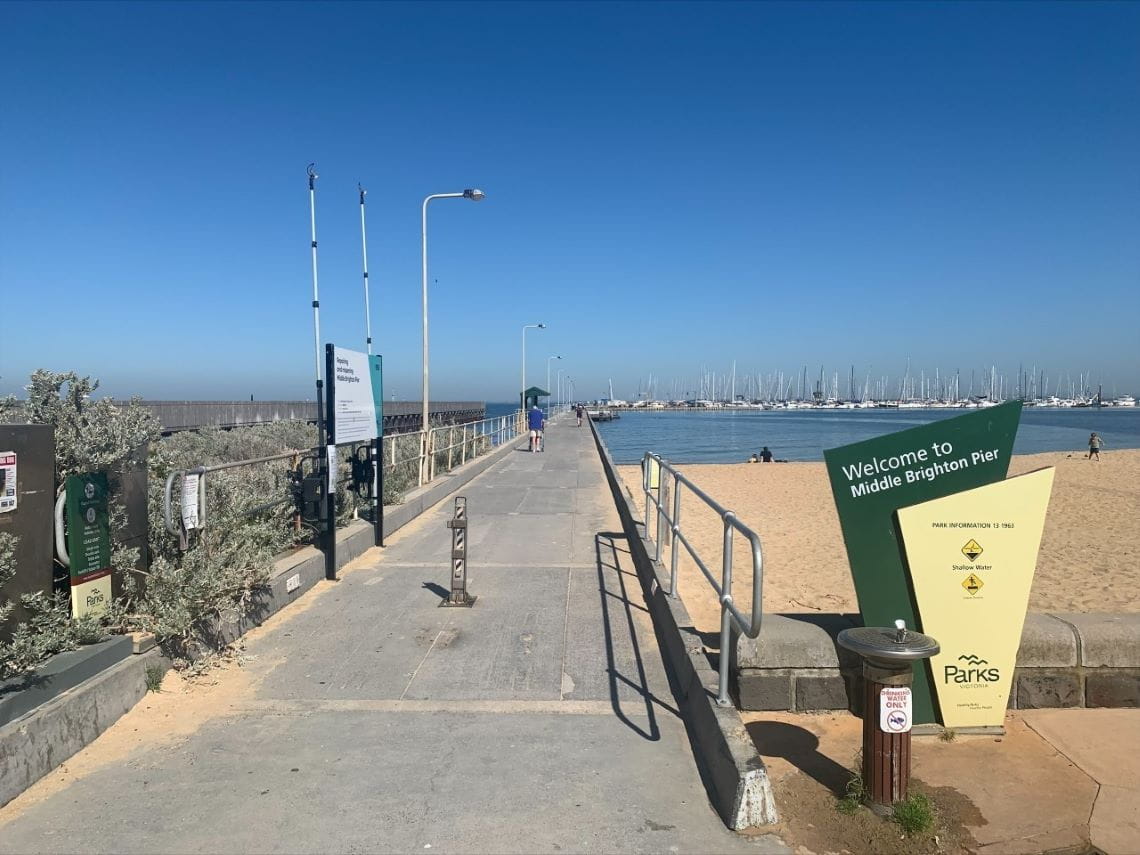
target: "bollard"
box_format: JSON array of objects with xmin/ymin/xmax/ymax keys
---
[
  {"xmin": 837, "ymin": 620, "xmax": 939, "ymax": 811},
  {"xmin": 441, "ymin": 496, "xmax": 476, "ymax": 607}
]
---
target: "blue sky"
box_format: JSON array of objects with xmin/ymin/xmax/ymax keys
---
[{"xmin": 2, "ymin": 1, "xmax": 1138, "ymax": 402}]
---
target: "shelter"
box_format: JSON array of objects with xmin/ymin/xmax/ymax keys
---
[{"xmin": 521, "ymin": 386, "xmax": 550, "ymax": 410}]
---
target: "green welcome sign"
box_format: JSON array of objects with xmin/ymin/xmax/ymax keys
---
[{"xmin": 823, "ymin": 401, "xmax": 1022, "ymax": 723}]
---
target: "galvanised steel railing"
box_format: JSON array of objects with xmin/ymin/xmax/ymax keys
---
[
  {"xmin": 639, "ymin": 451, "xmax": 765, "ymax": 706},
  {"xmin": 163, "ymin": 410, "xmax": 533, "ymax": 538}
]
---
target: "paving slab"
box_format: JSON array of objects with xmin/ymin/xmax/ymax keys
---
[
  {"xmin": 1022, "ymin": 708, "xmax": 1140, "ymax": 855},
  {"xmin": 0, "ymin": 417, "xmax": 786, "ymax": 855}
]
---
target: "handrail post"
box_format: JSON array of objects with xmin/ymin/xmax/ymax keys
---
[
  {"xmin": 718, "ymin": 512, "xmax": 736, "ymax": 707},
  {"xmin": 642, "ymin": 453, "xmax": 651, "ymax": 533},
  {"xmin": 654, "ymin": 459, "xmax": 665, "ymax": 562},
  {"xmin": 670, "ymin": 479, "xmax": 682, "ymax": 598}
]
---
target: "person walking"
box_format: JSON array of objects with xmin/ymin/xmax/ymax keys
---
[
  {"xmin": 528, "ymin": 405, "xmax": 545, "ymax": 452},
  {"xmin": 1088, "ymin": 432, "xmax": 1103, "ymax": 461},
  {"xmin": 575, "ymin": 404, "xmax": 584, "ymax": 427}
]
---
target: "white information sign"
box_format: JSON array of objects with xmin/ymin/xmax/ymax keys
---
[
  {"xmin": 879, "ymin": 687, "xmax": 912, "ymax": 733},
  {"xmin": 332, "ymin": 346, "xmax": 378, "ymax": 444},
  {"xmin": 0, "ymin": 451, "xmax": 16, "ymax": 514},
  {"xmin": 181, "ymin": 473, "xmax": 200, "ymax": 530}
]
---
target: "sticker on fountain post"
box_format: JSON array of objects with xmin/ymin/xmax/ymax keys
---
[{"xmin": 880, "ymin": 687, "xmax": 912, "ymax": 733}]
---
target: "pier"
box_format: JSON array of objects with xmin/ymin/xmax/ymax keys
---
[{"xmin": 0, "ymin": 416, "xmax": 785, "ymax": 854}]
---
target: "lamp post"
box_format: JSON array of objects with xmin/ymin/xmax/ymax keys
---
[
  {"xmin": 557, "ymin": 367, "xmax": 563, "ymax": 409},
  {"xmin": 420, "ymin": 188, "xmax": 484, "ymax": 483},
  {"xmin": 547, "ymin": 355, "xmax": 562, "ymax": 416},
  {"xmin": 521, "ymin": 323, "xmax": 546, "ymax": 411}
]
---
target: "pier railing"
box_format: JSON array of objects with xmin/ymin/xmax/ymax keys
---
[
  {"xmin": 638, "ymin": 451, "xmax": 765, "ymax": 706},
  {"xmin": 162, "ymin": 410, "xmax": 530, "ymax": 546}
]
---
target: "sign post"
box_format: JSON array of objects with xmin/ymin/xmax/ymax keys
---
[
  {"xmin": 324, "ymin": 344, "xmax": 385, "ymax": 576},
  {"xmin": 370, "ymin": 355, "xmax": 384, "ymax": 547},
  {"xmin": 823, "ymin": 401, "xmax": 1022, "ymax": 723},
  {"xmin": 65, "ymin": 472, "xmax": 111, "ymax": 618},
  {"xmin": 897, "ymin": 468, "xmax": 1054, "ymax": 730}
]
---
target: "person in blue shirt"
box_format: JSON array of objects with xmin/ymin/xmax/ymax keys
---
[{"xmin": 527, "ymin": 405, "xmax": 546, "ymax": 452}]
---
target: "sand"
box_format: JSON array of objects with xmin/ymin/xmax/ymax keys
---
[{"xmin": 618, "ymin": 448, "xmax": 1140, "ymax": 634}]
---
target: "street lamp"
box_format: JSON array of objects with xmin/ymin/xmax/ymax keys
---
[
  {"xmin": 557, "ymin": 367, "xmax": 564, "ymax": 409},
  {"xmin": 547, "ymin": 355, "xmax": 562, "ymax": 415},
  {"xmin": 521, "ymin": 323, "xmax": 546, "ymax": 410},
  {"xmin": 421, "ymin": 188, "xmax": 484, "ymax": 483}
]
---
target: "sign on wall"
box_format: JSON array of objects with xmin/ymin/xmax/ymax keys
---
[
  {"xmin": 897, "ymin": 468, "xmax": 1054, "ymax": 729},
  {"xmin": 65, "ymin": 472, "xmax": 112, "ymax": 619},
  {"xmin": 823, "ymin": 401, "xmax": 1022, "ymax": 724},
  {"xmin": 0, "ymin": 452, "xmax": 15, "ymax": 513}
]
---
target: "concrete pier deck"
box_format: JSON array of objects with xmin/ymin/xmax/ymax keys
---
[{"xmin": 0, "ymin": 417, "xmax": 787, "ymax": 854}]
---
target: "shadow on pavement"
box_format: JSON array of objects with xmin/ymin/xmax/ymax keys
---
[
  {"xmin": 594, "ymin": 532, "xmax": 681, "ymax": 741},
  {"xmin": 746, "ymin": 720, "xmax": 853, "ymax": 796}
]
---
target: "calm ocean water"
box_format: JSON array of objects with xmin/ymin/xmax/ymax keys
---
[{"xmin": 578, "ymin": 407, "xmax": 1140, "ymax": 464}]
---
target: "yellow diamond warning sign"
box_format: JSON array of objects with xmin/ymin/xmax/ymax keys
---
[
  {"xmin": 961, "ymin": 539, "xmax": 984, "ymax": 561},
  {"xmin": 962, "ymin": 573, "xmax": 984, "ymax": 595}
]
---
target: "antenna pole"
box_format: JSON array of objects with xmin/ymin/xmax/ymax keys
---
[{"xmin": 359, "ymin": 184, "xmax": 373, "ymax": 355}]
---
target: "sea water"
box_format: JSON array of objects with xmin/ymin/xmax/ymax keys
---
[{"xmin": 583, "ymin": 407, "xmax": 1140, "ymax": 464}]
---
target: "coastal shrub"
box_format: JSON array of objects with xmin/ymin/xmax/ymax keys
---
[
  {"xmin": 137, "ymin": 424, "xmax": 314, "ymax": 651},
  {"xmin": 0, "ymin": 371, "xmax": 158, "ymax": 677},
  {"xmin": 1, "ymin": 369, "xmax": 501, "ymax": 672}
]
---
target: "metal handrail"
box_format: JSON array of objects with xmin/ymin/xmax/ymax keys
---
[
  {"xmin": 640, "ymin": 451, "xmax": 765, "ymax": 706},
  {"xmin": 162, "ymin": 411, "xmax": 529, "ymax": 537}
]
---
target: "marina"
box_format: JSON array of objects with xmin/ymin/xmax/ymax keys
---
[{"xmin": 593, "ymin": 405, "xmax": 1140, "ymax": 464}]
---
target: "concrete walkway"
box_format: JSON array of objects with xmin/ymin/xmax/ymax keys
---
[{"xmin": 0, "ymin": 418, "xmax": 787, "ymax": 854}]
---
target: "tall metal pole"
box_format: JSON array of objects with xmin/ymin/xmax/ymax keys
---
[
  {"xmin": 308, "ymin": 164, "xmax": 323, "ymax": 390},
  {"xmin": 360, "ymin": 185, "xmax": 373, "ymax": 355},
  {"xmin": 421, "ymin": 195, "xmax": 432, "ymax": 483},
  {"xmin": 420, "ymin": 189, "xmax": 484, "ymax": 484},
  {"xmin": 521, "ymin": 323, "xmax": 545, "ymax": 411},
  {"xmin": 360, "ymin": 184, "xmax": 382, "ymax": 545},
  {"xmin": 307, "ymin": 164, "xmax": 329, "ymax": 564},
  {"xmin": 547, "ymin": 355, "xmax": 561, "ymax": 417},
  {"xmin": 307, "ymin": 164, "xmax": 327, "ymax": 450}
]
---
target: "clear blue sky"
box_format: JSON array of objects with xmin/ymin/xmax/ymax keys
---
[{"xmin": 3, "ymin": 1, "xmax": 1138, "ymax": 402}]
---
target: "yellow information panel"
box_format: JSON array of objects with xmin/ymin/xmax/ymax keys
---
[{"xmin": 897, "ymin": 468, "xmax": 1054, "ymax": 728}]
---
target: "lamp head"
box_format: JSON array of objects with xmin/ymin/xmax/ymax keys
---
[
  {"xmin": 463, "ymin": 188, "xmax": 486, "ymax": 201},
  {"xmin": 538, "ymin": 323, "xmax": 546, "ymax": 329}
]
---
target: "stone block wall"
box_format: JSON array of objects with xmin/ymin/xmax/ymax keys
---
[{"xmin": 736, "ymin": 612, "xmax": 1140, "ymax": 711}]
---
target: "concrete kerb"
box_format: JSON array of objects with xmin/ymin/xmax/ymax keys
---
[
  {"xmin": 587, "ymin": 418, "xmax": 779, "ymax": 829},
  {"xmin": 0, "ymin": 431, "xmax": 530, "ymax": 809},
  {"xmin": 0, "ymin": 648, "xmax": 169, "ymax": 807}
]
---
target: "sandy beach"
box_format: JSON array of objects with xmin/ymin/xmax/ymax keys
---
[{"xmin": 618, "ymin": 448, "xmax": 1140, "ymax": 635}]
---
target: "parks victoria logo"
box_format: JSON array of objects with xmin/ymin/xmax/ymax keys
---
[{"xmin": 944, "ymin": 653, "xmax": 1000, "ymax": 685}]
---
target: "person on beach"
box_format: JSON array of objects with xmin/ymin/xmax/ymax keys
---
[
  {"xmin": 760, "ymin": 446, "xmax": 773, "ymax": 463},
  {"xmin": 576, "ymin": 404, "xmax": 584, "ymax": 427},
  {"xmin": 528, "ymin": 405, "xmax": 545, "ymax": 452},
  {"xmin": 747, "ymin": 453, "xmax": 759, "ymax": 463},
  {"xmin": 1088, "ymin": 432, "xmax": 1103, "ymax": 461}
]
